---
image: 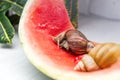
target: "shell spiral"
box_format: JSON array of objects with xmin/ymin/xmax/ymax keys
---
[
  {"xmin": 74, "ymin": 43, "xmax": 120, "ymax": 71},
  {"xmin": 89, "ymin": 43, "xmax": 120, "ymax": 68}
]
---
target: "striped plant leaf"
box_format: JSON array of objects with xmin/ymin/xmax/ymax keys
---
[{"xmin": 65, "ymin": 0, "xmax": 78, "ymax": 28}]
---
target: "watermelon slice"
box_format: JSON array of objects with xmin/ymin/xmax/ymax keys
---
[{"xmin": 19, "ymin": 0, "xmax": 120, "ymax": 80}]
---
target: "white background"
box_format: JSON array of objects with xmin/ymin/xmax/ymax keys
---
[{"xmin": 80, "ymin": 0, "xmax": 120, "ymax": 20}]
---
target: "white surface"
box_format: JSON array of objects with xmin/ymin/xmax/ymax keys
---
[
  {"xmin": 0, "ymin": 15, "xmax": 120, "ymax": 80},
  {"xmin": 79, "ymin": 0, "xmax": 91, "ymax": 15},
  {"xmin": 79, "ymin": 0, "xmax": 120, "ymax": 20},
  {"xmin": 79, "ymin": 15, "xmax": 120, "ymax": 43},
  {"xmin": 90, "ymin": 0, "xmax": 120, "ymax": 20}
]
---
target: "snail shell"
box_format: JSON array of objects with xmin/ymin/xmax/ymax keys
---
[
  {"xmin": 65, "ymin": 30, "xmax": 88, "ymax": 54},
  {"xmin": 89, "ymin": 43, "xmax": 120, "ymax": 68},
  {"xmin": 53, "ymin": 29, "xmax": 90, "ymax": 54},
  {"xmin": 74, "ymin": 43, "xmax": 120, "ymax": 71},
  {"xmin": 74, "ymin": 54, "xmax": 100, "ymax": 71}
]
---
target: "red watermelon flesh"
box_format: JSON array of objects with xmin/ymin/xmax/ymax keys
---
[{"xmin": 19, "ymin": 0, "xmax": 120, "ymax": 80}]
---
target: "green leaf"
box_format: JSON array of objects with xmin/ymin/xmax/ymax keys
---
[
  {"xmin": 10, "ymin": 0, "xmax": 27, "ymax": 16},
  {"xmin": 65, "ymin": 0, "xmax": 78, "ymax": 28},
  {"xmin": 0, "ymin": 13, "xmax": 15, "ymax": 44},
  {"xmin": 0, "ymin": 0, "xmax": 15, "ymax": 44},
  {"xmin": 3, "ymin": 0, "xmax": 27, "ymax": 16},
  {"xmin": 0, "ymin": 0, "xmax": 11, "ymax": 12},
  {"xmin": 0, "ymin": 0, "xmax": 27, "ymax": 44}
]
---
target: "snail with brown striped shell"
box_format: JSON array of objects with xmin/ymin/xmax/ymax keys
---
[{"xmin": 53, "ymin": 29, "xmax": 95, "ymax": 55}]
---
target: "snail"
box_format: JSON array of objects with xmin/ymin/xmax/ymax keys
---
[
  {"xmin": 53, "ymin": 29, "xmax": 95, "ymax": 55},
  {"xmin": 74, "ymin": 43, "xmax": 120, "ymax": 71}
]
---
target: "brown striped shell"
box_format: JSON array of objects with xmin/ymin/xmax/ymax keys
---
[{"xmin": 53, "ymin": 29, "xmax": 95, "ymax": 55}]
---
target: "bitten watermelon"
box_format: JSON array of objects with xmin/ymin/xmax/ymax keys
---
[{"xmin": 19, "ymin": 0, "xmax": 120, "ymax": 80}]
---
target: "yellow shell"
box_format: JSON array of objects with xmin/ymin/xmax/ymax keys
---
[
  {"xmin": 89, "ymin": 43, "xmax": 120, "ymax": 68},
  {"xmin": 74, "ymin": 54, "xmax": 100, "ymax": 72},
  {"xmin": 74, "ymin": 43, "xmax": 120, "ymax": 71}
]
